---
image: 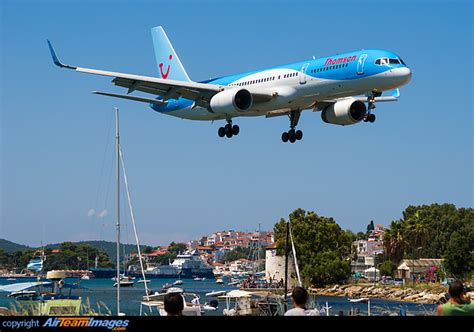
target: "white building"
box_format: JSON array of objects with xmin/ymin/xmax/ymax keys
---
[{"xmin": 264, "ymin": 244, "xmax": 298, "ymax": 288}]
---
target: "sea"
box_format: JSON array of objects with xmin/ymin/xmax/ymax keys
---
[{"xmin": 0, "ymin": 277, "xmax": 437, "ymax": 316}]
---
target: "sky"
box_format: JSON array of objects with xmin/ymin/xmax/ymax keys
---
[{"xmin": 0, "ymin": 0, "xmax": 472, "ymax": 248}]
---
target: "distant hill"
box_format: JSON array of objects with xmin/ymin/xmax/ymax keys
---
[
  {"xmin": 44, "ymin": 241, "xmax": 147, "ymax": 264},
  {"xmin": 0, "ymin": 239, "xmax": 32, "ymax": 253},
  {"xmin": 0, "ymin": 239, "xmax": 148, "ymax": 263}
]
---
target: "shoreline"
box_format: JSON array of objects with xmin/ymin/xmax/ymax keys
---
[{"xmin": 308, "ymin": 284, "xmax": 448, "ymax": 304}]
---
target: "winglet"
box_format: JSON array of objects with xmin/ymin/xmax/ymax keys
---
[{"xmin": 47, "ymin": 40, "xmax": 77, "ymax": 70}]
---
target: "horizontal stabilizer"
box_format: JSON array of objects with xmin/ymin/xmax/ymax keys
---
[{"xmin": 92, "ymin": 91, "xmax": 167, "ymax": 106}]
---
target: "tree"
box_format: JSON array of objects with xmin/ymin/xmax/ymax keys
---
[
  {"xmin": 443, "ymin": 229, "xmax": 474, "ymax": 279},
  {"xmin": 168, "ymin": 242, "xmax": 187, "ymax": 255},
  {"xmin": 382, "ymin": 203, "xmax": 474, "ymax": 277},
  {"xmin": 273, "ymin": 208, "xmax": 352, "ymax": 287},
  {"xmin": 367, "ymin": 220, "xmax": 375, "ymax": 234},
  {"xmin": 379, "ymin": 260, "xmax": 397, "ymax": 277},
  {"xmin": 143, "ymin": 246, "xmax": 154, "ymax": 254}
]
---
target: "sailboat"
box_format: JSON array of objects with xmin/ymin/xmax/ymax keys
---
[{"xmin": 112, "ymin": 108, "xmax": 151, "ymax": 314}]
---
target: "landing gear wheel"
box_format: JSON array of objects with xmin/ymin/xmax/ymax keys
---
[
  {"xmin": 288, "ymin": 129, "xmax": 296, "ymax": 143},
  {"xmin": 282, "ymin": 132, "xmax": 289, "ymax": 143},
  {"xmin": 368, "ymin": 114, "xmax": 376, "ymax": 123},
  {"xmin": 218, "ymin": 127, "xmax": 225, "ymax": 137},
  {"xmin": 295, "ymin": 130, "xmax": 303, "ymax": 141},
  {"xmin": 232, "ymin": 125, "xmax": 240, "ymax": 136}
]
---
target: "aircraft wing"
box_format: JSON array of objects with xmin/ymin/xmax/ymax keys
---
[{"xmin": 48, "ymin": 40, "xmax": 273, "ymax": 108}]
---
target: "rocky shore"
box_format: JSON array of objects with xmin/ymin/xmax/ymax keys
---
[{"xmin": 308, "ymin": 284, "xmax": 448, "ymax": 304}]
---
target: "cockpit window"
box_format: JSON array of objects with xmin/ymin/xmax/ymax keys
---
[
  {"xmin": 376, "ymin": 57, "xmax": 403, "ymax": 65},
  {"xmin": 398, "ymin": 57, "xmax": 406, "ymax": 65},
  {"xmin": 375, "ymin": 58, "xmax": 389, "ymax": 65}
]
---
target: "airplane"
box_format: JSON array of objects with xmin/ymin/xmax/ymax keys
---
[{"xmin": 47, "ymin": 26, "xmax": 412, "ymax": 143}]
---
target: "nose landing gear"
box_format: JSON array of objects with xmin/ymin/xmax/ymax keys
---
[
  {"xmin": 282, "ymin": 110, "xmax": 303, "ymax": 143},
  {"xmin": 364, "ymin": 91, "xmax": 379, "ymax": 123}
]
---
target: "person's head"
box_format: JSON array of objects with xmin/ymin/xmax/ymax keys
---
[
  {"xmin": 448, "ymin": 281, "xmax": 465, "ymax": 300},
  {"xmin": 164, "ymin": 292, "xmax": 184, "ymax": 316},
  {"xmin": 291, "ymin": 286, "xmax": 308, "ymax": 308}
]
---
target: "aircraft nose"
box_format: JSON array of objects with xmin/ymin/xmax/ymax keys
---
[
  {"xmin": 401, "ymin": 67, "xmax": 412, "ymax": 83},
  {"xmin": 392, "ymin": 66, "xmax": 412, "ymax": 85}
]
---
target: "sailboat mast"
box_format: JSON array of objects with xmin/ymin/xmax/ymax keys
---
[{"xmin": 115, "ymin": 107, "xmax": 121, "ymax": 315}]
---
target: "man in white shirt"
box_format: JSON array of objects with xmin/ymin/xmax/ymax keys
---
[{"xmin": 284, "ymin": 286, "xmax": 320, "ymax": 316}]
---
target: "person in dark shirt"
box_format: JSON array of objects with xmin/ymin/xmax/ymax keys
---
[{"xmin": 164, "ymin": 292, "xmax": 184, "ymax": 316}]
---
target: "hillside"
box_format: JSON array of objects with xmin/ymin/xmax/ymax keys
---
[
  {"xmin": 0, "ymin": 239, "xmax": 147, "ymax": 263},
  {"xmin": 0, "ymin": 239, "xmax": 32, "ymax": 253}
]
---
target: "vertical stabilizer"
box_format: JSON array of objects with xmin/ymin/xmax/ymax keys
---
[{"xmin": 151, "ymin": 26, "xmax": 191, "ymax": 82}]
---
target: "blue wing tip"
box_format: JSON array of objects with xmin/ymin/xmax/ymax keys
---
[{"xmin": 47, "ymin": 40, "xmax": 76, "ymax": 69}]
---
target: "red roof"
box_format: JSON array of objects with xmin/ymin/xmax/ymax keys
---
[
  {"xmin": 265, "ymin": 243, "xmax": 277, "ymax": 249},
  {"xmin": 197, "ymin": 246, "xmax": 213, "ymax": 250}
]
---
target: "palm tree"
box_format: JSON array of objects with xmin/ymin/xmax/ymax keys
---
[
  {"xmin": 405, "ymin": 210, "xmax": 430, "ymax": 255},
  {"xmin": 383, "ymin": 221, "xmax": 406, "ymax": 263}
]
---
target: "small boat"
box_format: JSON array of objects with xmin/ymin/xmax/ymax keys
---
[
  {"xmin": 6, "ymin": 278, "xmax": 17, "ymax": 281},
  {"xmin": 173, "ymin": 280, "xmax": 183, "ymax": 285},
  {"xmin": 216, "ymin": 278, "xmax": 224, "ymax": 284},
  {"xmin": 80, "ymin": 274, "xmax": 90, "ymax": 280},
  {"xmin": 137, "ymin": 279, "xmax": 151, "ymax": 284},
  {"xmin": 193, "ymin": 277, "xmax": 204, "ymax": 281},
  {"xmin": 113, "ymin": 275, "xmax": 135, "ymax": 287},
  {"xmin": 205, "ymin": 290, "xmax": 226, "ymax": 297},
  {"xmin": 348, "ymin": 297, "xmax": 369, "ymax": 303},
  {"xmin": 228, "ymin": 280, "xmax": 240, "ymax": 286},
  {"xmin": 161, "ymin": 283, "xmax": 173, "ymax": 290}
]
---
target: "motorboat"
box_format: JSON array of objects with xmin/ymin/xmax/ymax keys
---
[
  {"xmin": 0, "ymin": 271, "xmax": 82, "ymax": 316},
  {"xmin": 220, "ymin": 289, "xmax": 285, "ymax": 316},
  {"xmin": 113, "ymin": 275, "xmax": 135, "ymax": 287},
  {"xmin": 216, "ymin": 277, "xmax": 224, "ymax": 284},
  {"xmin": 348, "ymin": 297, "xmax": 370, "ymax": 303},
  {"xmin": 205, "ymin": 290, "xmax": 226, "ymax": 297},
  {"xmin": 173, "ymin": 279, "xmax": 183, "ymax": 285},
  {"xmin": 140, "ymin": 288, "xmax": 204, "ymax": 316}
]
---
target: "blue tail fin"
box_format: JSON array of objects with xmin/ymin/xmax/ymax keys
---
[{"xmin": 151, "ymin": 26, "xmax": 191, "ymax": 82}]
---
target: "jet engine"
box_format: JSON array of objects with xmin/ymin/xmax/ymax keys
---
[
  {"xmin": 209, "ymin": 89, "xmax": 253, "ymax": 114},
  {"xmin": 321, "ymin": 98, "xmax": 367, "ymax": 125}
]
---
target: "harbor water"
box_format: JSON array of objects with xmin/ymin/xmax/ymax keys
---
[{"xmin": 0, "ymin": 277, "xmax": 437, "ymax": 316}]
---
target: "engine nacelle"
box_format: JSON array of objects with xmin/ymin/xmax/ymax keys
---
[
  {"xmin": 321, "ymin": 98, "xmax": 367, "ymax": 126},
  {"xmin": 209, "ymin": 89, "xmax": 253, "ymax": 114}
]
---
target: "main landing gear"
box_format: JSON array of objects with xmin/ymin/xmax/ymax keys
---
[
  {"xmin": 282, "ymin": 110, "xmax": 303, "ymax": 143},
  {"xmin": 218, "ymin": 119, "xmax": 239, "ymax": 138}
]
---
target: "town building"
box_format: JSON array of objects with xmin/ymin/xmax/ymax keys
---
[{"xmin": 396, "ymin": 259, "xmax": 443, "ymax": 283}]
